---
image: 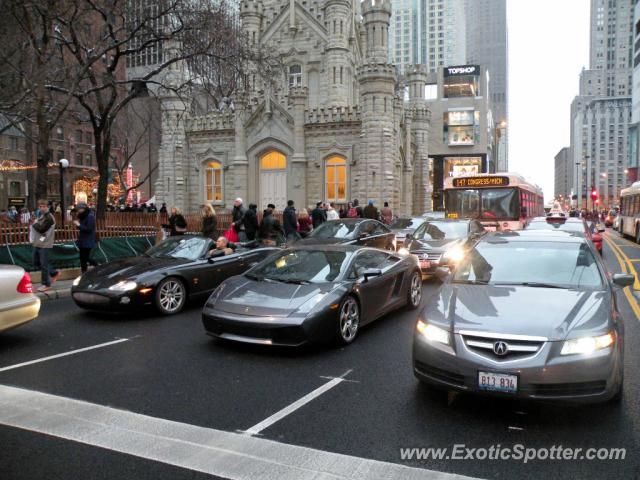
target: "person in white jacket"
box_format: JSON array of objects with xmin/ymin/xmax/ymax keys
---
[{"xmin": 326, "ymin": 202, "xmax": 340, "ymax": 221}]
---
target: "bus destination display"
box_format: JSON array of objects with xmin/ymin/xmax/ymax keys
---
[{"xmin": 452, "ymin": 176, "xmax": 510, "ymax": 188}]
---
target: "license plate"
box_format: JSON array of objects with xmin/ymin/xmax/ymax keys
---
[
  {"xmin": 478, "ymin": 371, "xmax": 518, "ymax": 394},
  {"xmin": 419, "ymin": 259, "xmax": 431, "ymax": 269}
]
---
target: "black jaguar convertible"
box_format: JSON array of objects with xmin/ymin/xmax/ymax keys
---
[{"xmin": 71, "ymin": 236, "xmax": 279, "ymax": 315}]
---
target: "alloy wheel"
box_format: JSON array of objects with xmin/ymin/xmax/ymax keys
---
[
  {"xmin": 409, "ymin": 272, "xmax": 422, "ymax": 309},
  {"xmin": 339, "ymin": 297, "xmax": 360, "ymax": 344},
  {"xmin": 157, "ymin": 278, "xmax": 185, "ymax": 315}
]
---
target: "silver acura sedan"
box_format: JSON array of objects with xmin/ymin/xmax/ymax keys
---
[{"xmin": 413, "ymin": 230, "xmax": 633, "ymax": 403}]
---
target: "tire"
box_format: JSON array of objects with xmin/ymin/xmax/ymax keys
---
[
  {"xmin": 155, "ymin": 277, "xmax": 186, "ymax": 315},
  {"xmin": 407, "ymin": 270, "xmax": 422, "ymax": 310},
  {"xmin": 336, "ymin": 296, "xmax": 360, "ymax": 345}
]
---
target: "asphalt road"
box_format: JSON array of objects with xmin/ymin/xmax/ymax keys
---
[{"xmin": 2, "ymin": 232, "xmax": 640, "ymax": 480}]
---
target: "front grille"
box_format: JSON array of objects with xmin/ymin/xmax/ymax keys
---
[
  {"xmin": 461, "ymin": 332, "xmax": 545, "ymax": 362},
  {"xmin": 417, "ymin": 252, "xmax": 442, "ymax": 262},
  {"xmin": 415, "ymin": 361, "xmax": 465, "ymax": 387},
  {"xmin": 531, "ymin": 381, "xmax": 607, "ymax": 397},
  {"xmin": 72, "ymin": 292, "xmax": 111, "ymax": 306}
]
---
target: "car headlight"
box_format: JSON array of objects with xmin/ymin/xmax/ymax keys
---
[
  {"xmin": 442, "ymin": 246, "xmax": 465, "ymax": 264},
  {"xmin": 108, "ymin": 280, "xmax": 138, "ymax": 292},
  {"xmin": 416, "ymin": 320, "xmax": 450, "ymax": 345},
  {"xmin": 72, "ymin": 275, "xmax": 81, "ymax": 286},
  {"xmin": 560, "ymin": 332, "xmax": 615, "ymax": 355},
  {"xmin": 208, "ymin": 283, "xmax": 227, "ymax": 306},
  {"xmin": 398, "ymin": 247, "xmax": 410, "ymax": 256}
]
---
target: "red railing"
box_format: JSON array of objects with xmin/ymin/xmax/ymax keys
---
[{"xmin": 0, "ymin": 211, "xmax": 285, "ymax": 246}]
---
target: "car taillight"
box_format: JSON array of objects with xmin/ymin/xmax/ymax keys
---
[{"xmin": 17, "ymin": 271, "xmax": 33, "ymax": 294}]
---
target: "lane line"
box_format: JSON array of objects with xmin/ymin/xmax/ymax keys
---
[
  {"xmin": 0, "ymin": 384, "xmax": 478, "ymax": 480},
  {"xmin": 243, "ymin": 369, "xmax": 352, "ymax": 436},
  {"xmin": 0, "ymin": 338, "xmax": 130, "ymax": 373},
  {"xmin": 605, "ymin": 233, "xmax": 640, "ymax": 289},
  {"xmin": 603, "ymin": 235, "xmax": 640, "ymax": 321}
]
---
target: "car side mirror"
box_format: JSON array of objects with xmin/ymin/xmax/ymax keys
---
[
  {"xmin": 405, "ymin": 233, "xmax": 413, "ymax": 241},
  {"xmin": 612, "ymin": 273, "xmax": 634, "ymax": 287},
  {"xmin": 362, "ymin": 268, "xmax": 382, "ymax": 282},
  {"xmin": 434, "ymin": 266, "xmax": 451, "ymax": 281}
]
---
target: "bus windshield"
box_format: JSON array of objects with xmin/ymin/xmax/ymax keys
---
[{"xmin": 445, "ymin": 188, "xmax": 519, "ymax": 220}]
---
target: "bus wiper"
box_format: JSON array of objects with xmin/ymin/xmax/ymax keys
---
[
  {"xmin": 451, "ymin": 279, "xmax": 490, "ymax": 285},
  {"xmin": 494, "ymin": 282, "xmax": 566, "ymax": 289}
]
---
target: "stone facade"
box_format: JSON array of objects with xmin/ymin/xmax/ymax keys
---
[{"xmin": 155, "ymin": 0, "xmax": 430, "ymax": 215}]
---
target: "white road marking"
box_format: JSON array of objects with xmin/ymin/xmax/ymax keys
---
[
  {"xmin": 0, "ymin": 384, "xmax": 479, "ymax": 480},
  {"xmin": 244, "ymin": 370, "xmax": 353, "ymax": 436},
  {"xmin": 0, "ymin": 338, "xmax": 130, "ymax": 373}
]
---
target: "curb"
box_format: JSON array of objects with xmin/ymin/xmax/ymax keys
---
[{"xmin": 36, "ymin": 287, "xmax": 72, "ymax": 301}]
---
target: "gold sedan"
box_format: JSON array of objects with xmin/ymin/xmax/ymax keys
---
[{"xmin": 0, "ymin": 265, "xmax": 41, "ymax": 332}]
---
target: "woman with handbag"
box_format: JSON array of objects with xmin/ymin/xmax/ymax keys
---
[
  {"xmin": 162, "ymin": 207, "xmax": 188, "ymax": 236},
  {"xmin": 201, "ymin": 204, "xmax": 217, "ymax": 239}
]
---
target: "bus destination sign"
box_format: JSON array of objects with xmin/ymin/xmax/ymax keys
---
[{"xmin": 452, "ymin": 176, "xmax": 510, "ymax": 188}]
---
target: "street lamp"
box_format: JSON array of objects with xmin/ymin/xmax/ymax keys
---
[{"xmin": 58, "ymin": 158, "xmax": 69, "ymax": 227}]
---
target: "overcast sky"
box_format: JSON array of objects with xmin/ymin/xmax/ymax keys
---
[{"xmin": 507, "ymin": 0, "xmax": 591, "ymax": 202}]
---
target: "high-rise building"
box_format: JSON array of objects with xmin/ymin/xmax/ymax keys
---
[
  {"xmin": 570, "ymin": 0, "xmax": 633, "ymax": 210},
  {"xmin": 554, "ymin": 146, "xmax": 571, "ymax": 201},
  {"xmin": 628, "ymin": 0, "xmax": 640, "ymax": 180},
  {"xmin": 389, "ymin": 0, "xmax": 465, "ymax": 74},
  {"xmin": 465, "ymin": 0, "xmax": 508, "ymax": 171}
]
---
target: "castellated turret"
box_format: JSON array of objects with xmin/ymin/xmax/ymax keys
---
[
  {"xmin": 361, "ymin": 0, "xmax": 392, "ymax": 64},
  {"xmin": 406, "ymin": 64, "xmax": 428, "ymax": 106},
  {"xmin": 239, "ymin": 0, "xmax": 264, "ymax": 46},
  {"xmin": 324, "ymin": 0, "xmax": 352, "ymax": 107}
]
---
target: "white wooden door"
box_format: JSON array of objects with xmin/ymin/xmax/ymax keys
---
[{"xmin": 260, "ymin": 171, "xmax": 287, "ymax": 210}]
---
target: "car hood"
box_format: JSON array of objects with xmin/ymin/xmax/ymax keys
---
[
  {"xmin": 426, "ymin": 284, "xmax": 611, "ymax": 341},
  {"xmin": 215, "ymin": 278, "xmax": 339, "ymax": 317},
  {"xmin": 409, "ymin": 237, "xmax": 463, "ymax": 253},
  {"xmin": 295, "ymin": 237, "xmax": 354, "ymax": 246},
  {"xmin": 77, "ymin": 256, "xmax": 189, "ymax": 288},
  {"xmin": 391, "ymin": 228, "xmax": 413, "ymax": 238}
]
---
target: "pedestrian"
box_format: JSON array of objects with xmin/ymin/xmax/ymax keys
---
[
  {"xmin": 201, "ymin": 204, "xmax": 217, "ymax": 239},
  {"xmin": 162, "ymin": 207, "xmax": 187, "ymax": 236},
  {"xmin": 73, "ymin": 202, "xmax": 97, "ymax": 273},
  {"xmin": 7, "ymin": 205, "xmax": 18, "ymax": 222},
  {"xmin": 298, "ymin": 209, "xmax": 313, "ymax": 237},
  {"xmin": 352, "ymin": 199, "xmax": 364, "ymax": 218},
  {"xmin": 30, "ymin": 199, "xmax": 60, "ymax": 292},
  {"xmin": 232, "ymin": 197, "xmax": 247, "ymax": 242},
  {"xmin": 19, "ymin": 207, "xmax": 31, "ymax": 224},
  {"xmin": 160, "ymin": 203, "xmax": 168, "ymax": 214},
  {"xmin": 380, "ymin": 201, "xmax": 393, "ymax": 225},
  {"xmin": 283, "ymin": 199, "xmax": 300, "ymax": 242},
  {"xmin": 243, "ymin": 203, "xmax": 259, "ymax": 240},
  {"xmin": 259, "ymin": 204, "xmax": 284, "ymax": 245},
  {"xmin": 338, "ymin": 205, "xmax": 347, "ymax": 218},
  {"xmin": 326, "ymin": 202, "xmax": 339, "ymax": 221},
  {"xmin": 311, "ymin": 201, "xmax": 327, "ymax": 228},
  {"xmin": 363, "ymin": 199, "xmax": 379, "ymax": 220}
]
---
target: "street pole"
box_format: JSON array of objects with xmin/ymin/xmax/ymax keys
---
[{"xmin": 59, "ymin": 159, "xmax": 69, "ymax": 227}]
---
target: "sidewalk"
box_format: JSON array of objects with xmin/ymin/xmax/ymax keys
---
[{"xmin": 35, "ymin": 279, "xmax": 74, "ymax": 301}]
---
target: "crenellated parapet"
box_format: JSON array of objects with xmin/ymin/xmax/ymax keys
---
[
  {"xmin": 410, "ymin": 106, "xmax": 431, "ymax": 123},
  {"xmin": 361, "ymin": 0, "xmax": 392, "ymax": 63},
  {"xmin": 305, "ymin": 105, "xmax": 361, "ymax": 124},
  {"xmin": 185, "ymin": 112, "xmax": 235, "ymax": 132}
]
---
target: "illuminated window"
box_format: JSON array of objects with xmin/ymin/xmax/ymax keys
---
[
  {"xmin": 260, "ymin": 151, "xmax": 286, "ymax": 170},
  {"xmin": 205, "ymin": 160, "xmax": 223, "ymax": 203},
  {"xmin": 325, "ymin": 156, "xmax": 347, "ymax": 202}
]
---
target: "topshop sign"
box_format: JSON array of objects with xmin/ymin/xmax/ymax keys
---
[{"xmin": 444, "ymin": 65, "xmax": 479, "ymax": 76}]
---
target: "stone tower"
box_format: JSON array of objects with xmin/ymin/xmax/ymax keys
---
[
  {"xmin": 406, "ymin": 64, "xmax": 431, "ymax": 214},
  {"xmin": 324, "ymin": 0, "xmax": 352, "ymax": 107},
  {"xmin": 239, "ymin": 0, "xmax": 264, "ymax": 94},
  {"xmin": 356, "ymin": 0, "xmax": 398, "ymax": 207}
]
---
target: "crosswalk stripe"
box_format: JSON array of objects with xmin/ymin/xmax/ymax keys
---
[{"xmin": 0, "ymin": 384, "xmax": 479, "ymax": 480}]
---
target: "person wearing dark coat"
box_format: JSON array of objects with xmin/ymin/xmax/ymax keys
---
[
  {"xmin": 363, "ymin": 200, "xmax": 379, "ymax": 220},
  {"xmin": 352, "ymin": 199, "xmax": 364, "ymax": 218},
  {"xmin": 201, "ymin": 204, "xmax": 217, "ymax": 239},
  {"xmin": 243, "ymin": 204, "xmax": 259, "ymax": 240},
  {"xmin": 74, "ymin": 203, "xmax": 97, "ymax": 273},
  {"xmin": 283, "ymin": 200, "xmax": 299, "ymax": 242},
  {"xmin": 159, "ymin": 203, "xmax": 168, "ymax": 214},
  {"xmin": 310, "ymin": 202, "xmax": 327, "ymax": 228},
  {"xmin": 162, "ymin": 207, "xmax": 187, "ymax": 236},
  {"xmin": 232, "ymin": 198, "xmax": 247, "ymax": 241},
  {"xmin": 259, "ymin": 204, "xmax": 283, "ymax": 245}
]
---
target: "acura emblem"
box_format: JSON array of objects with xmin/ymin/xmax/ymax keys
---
[{"xmin": 493, "ymin": 341, "xmax": 509, "ymax": 356}]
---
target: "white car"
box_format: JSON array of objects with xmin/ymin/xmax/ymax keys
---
[{"xmin": 0, "ymin": 265, "xmax": 41, "ymax": 332}]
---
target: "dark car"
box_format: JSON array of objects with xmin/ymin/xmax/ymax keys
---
[
  {"xmin": 402, "ymin": 219, "xmax": 486, "ymax": 275},
  {"xmin": 202, "ymin": 245, "xmax": 422, "ymax": 346},
  {"xmin": 413, "ymin": 230, "xmax": 633, "ymax": 403},
  {"xmin": 527, "ymin": 216, "xmax": 603, "ymax": 255},
  {"xmin": 389, "ymin": 217, "xmax": 426, "ymax": 249},
  {"xmin": 296, "ymin": 219, "xmax": 396, "ymax": 250},
  {"xmin": 72, "ymin": 236, "xmax": 279, "ymax": 315}
]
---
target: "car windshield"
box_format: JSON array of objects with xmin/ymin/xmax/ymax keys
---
[
  {"xmin": 445, "ymin": 187, "xmax": 519, "ymax": 220},
  {"xmin": 390, "ymin": 218, "xmax": 423, "ymax": 230},
  {"xmin": 249, "ymin": 250, "xmax": 349, "ymax": 283},
  {"xmin": 452, "ymin": 240, "xmax": 603, "ymax": 290},
  {"xmin": 413, "ymin": 221, "xmax": 468, "ymax": 240},
  {"xmin": 145, "ymin": 237, "xmax": 209, "ymax": 261},
  {"xmin": 309, "ymin": 221, "xmax": 359, "ymax": 240},
  {"xmin": 527, "ymin": 221, "xmax": 585, "ymax": 233}
]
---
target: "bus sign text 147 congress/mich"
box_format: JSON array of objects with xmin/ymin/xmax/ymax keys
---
[{"xmin": 452, "ymin": 176, "xmax": 510, "ymax": 188}]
